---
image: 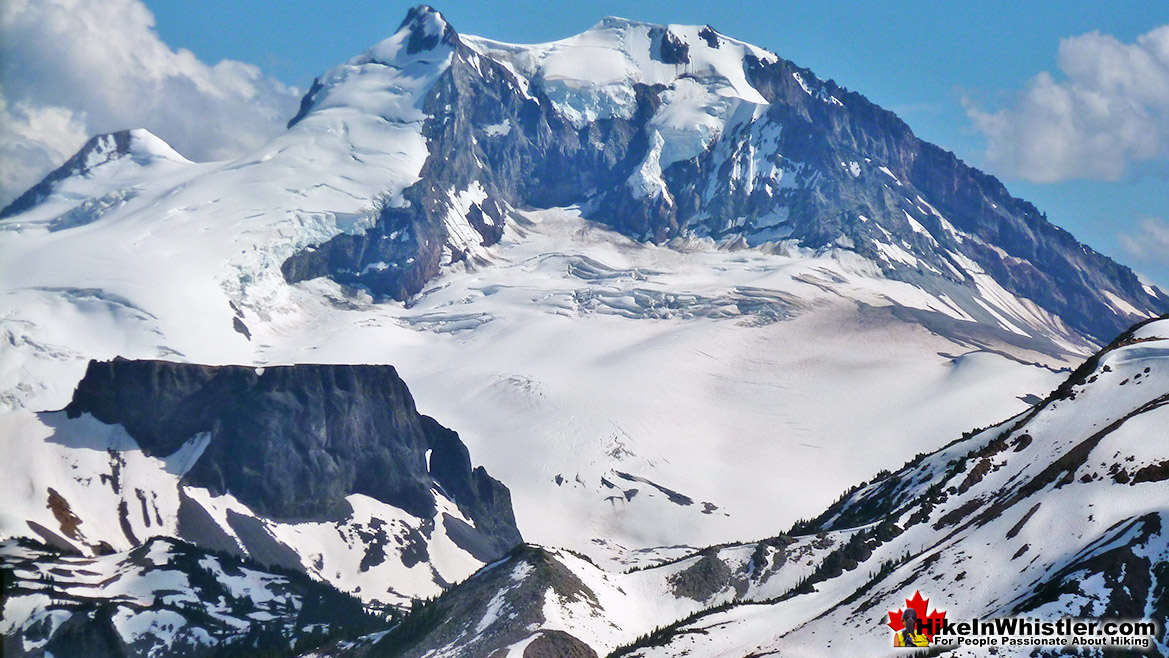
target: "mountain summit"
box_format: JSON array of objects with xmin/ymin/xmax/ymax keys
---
[
  {"xmin": 3, "ymin": 6, "xmax": 1164, "ymax": 350},
  {"xmin": 273, "ymin": 6, "xmax": 1165, "ymax": 346}
]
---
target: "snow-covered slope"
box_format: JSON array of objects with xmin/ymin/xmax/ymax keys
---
[
  {"xmin": 293, "ymin": 208, "xmax": 1075, "ymax": 564},
  {"xmin": 318, "ymin": 316, "xmax": 1168, "ymax": 658},
  {"xmin": 0, "ymin": 198, "xmax": 1072, "ymax": 568},
  {"xmin": 275, "ymin": 7, "xmax": 1165, "ymax": 344},
  {"xmin": 295, "ymin": 531, "xmax": 857, "ymax": 658},
  {"xmin": 1, "ymin": 536, "xmax": 385, "ymax": 658},
  {"xmin": 611, "ymin": 316, "xmax": 1169, "ymax": 657},
  {"xmin": 0, "ymin": 129, "xmax": 196, "ymax": 226},
  {"xmin": 0, "ymin": 1, "xmax": 1101, "ymax": 572}
]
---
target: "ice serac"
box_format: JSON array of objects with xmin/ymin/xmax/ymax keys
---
[
  {"xmin": 63, "ymin": 358, "xmax": 521, "ymax": 558},
  {"xmin": 279, "ymin": 9, "xmax": 1165, "ymax": 345}
]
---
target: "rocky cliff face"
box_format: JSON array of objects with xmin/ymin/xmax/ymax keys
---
[
  {"xmin": 280, "ymin": 6, "xmax": 1166, "ymax": 345},
  {"xmin": 64, "ymin": 358, "xmax": 521, "ymax": 559}
]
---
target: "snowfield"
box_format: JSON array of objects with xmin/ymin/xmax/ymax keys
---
[
  {"xmin": 1, "ymin": 196, "xmax": 1072, "ymax": 573},
  {"xmin": 336, "ymin": 319, "xmax": 1165, "ymax": 658}
]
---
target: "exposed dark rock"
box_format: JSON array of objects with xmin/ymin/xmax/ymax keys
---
[
  {"xmin": 231, "ymin": 316, "xmax": 251, "ymax": 340},
  {"xmin": 360, "ymin": 544, "xmax": 602, "ymax": 658},
  {"xmin": 1132, "ymin": 460, "xmax": 1169, "ymax": 484},
  {"xmin": 655, "ymin": 27, "xmax": 690, "ymax": 65},
  {"xmin": 400, "ymin": 5, "xmax": 458, "ymax": 55},
  {"xmin": 524, "ymin": 630, "xmax": 599, "ymax": 658},
  {"xmin": 286, "ymin": 77, "xmax": 324, "ymax": 129},
  {"xmin": 63, "ymin": 357, "xmax": 521, "ymax": 559},
  {"xmin": 282, "ymin": 35, "xmax": 668, "ymax": 298},
  {"xmin": 1011, "ymin": 513, "xmax": 1165, "ymax": 621},
  {"xmin": 956, "ymin": 457, "xmax": 992, "ymax": 494},
  {"xmin": 615, "ymin": 471, "xmax": 693, "ymax": 505},
  {"xmin": 668, "ymin": 551, "xmax": 732, "ymax": 602},
  {"xmin": 1005, "ymin": 503, "xmax": 1041, "ymax": 540},
  {"xmin": 698, "ymin": 26, "xmax": 720, "ymax": 49}
]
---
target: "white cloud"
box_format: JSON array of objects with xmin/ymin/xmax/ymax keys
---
[
  {"xmin": 0, "ymin": 89, "xmax": 88, "ymax": 199},
  {"xmin": 0, "ymin": 0, "xmax": 301, "ymax": 205},
  {"xmin": 967, "ymin": 25, "xmax": 1169, "ymax": 183},
  {"xmin": 1119, "ymin": 216, "xmax": 1169, "ymax": 262}
]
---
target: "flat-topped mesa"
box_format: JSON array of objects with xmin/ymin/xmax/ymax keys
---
[{"xmin": 64, "ymin": 357, "xmax": 521, "ymax": 558}]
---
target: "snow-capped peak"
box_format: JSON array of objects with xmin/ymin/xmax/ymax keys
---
[
  {"xmin": 82, "ymin": 129, "xmax": 192, "ymax": 168},
  {"xmin": 0, "ymin": 129, "xmax": 191, "ymax": 221},
  {"xmin": 365, "ymin": 3, "xmax": 458, "ymax": 65},
  {"xmin": 462, "ymin": 16, "xmax": 773, "ymax": 122},
  {"xmin": 285, "ymin": 5, "xmax": 456, "ymax": 129},
  {"xmin": 396, "ymin": 4, "xmax": 458, "ymax": 54}
]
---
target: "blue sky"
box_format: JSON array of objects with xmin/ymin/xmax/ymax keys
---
[{"xmin": 3, "ymin": 1, "xmax": 1167, "ymax": 287}]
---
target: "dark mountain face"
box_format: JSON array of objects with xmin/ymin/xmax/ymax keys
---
[
  {"xmin": 280, "ymin": 6, "xmax": 1166, "ymax": 345},
  {"xmin": 63, "ymin": 358, "xmax": 521, "ymax": 558}
]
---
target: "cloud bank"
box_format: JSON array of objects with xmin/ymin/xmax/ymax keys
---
[
  {"xmin": 967, "ymin": 25, "xmax": 1169, "ymax": 183},
  {"xmin": 0, "ymin": 0, "xmax": 301, "ymax": 205}
]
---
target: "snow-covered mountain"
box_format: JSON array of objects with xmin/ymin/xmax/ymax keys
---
[
  {"xmin": 3, "ymin": 6, "xmax": 1162, "ymax": 362},
  {"xmin": 1, "ymin": 5, "xmax": 1166, "ymax": 657},
  {"xmin": 613, "ymin": 315, "xmax": 1169, "ymax": 658},
  {"xmin": 305, "ymin": 316, "xmax": 1169, "ymax": 658},
  {"xmin": 275, "ymin": 6, "xmax": 1165, "ymax": 345},
  {"xmin": 1, "ymin": 536, "xmax": 385, "ymax": 658}
]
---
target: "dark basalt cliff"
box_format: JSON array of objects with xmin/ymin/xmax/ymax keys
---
[
  {"xmin": 64, "ymin": 357, "xmax": 521, "ymax": 558},
  {"xmin": 281, "ymin": 6, "xmax": 1166, "ymax": 345}
]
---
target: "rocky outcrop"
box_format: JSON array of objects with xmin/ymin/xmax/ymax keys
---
[
  {"xmin": 64, "ymin": 357, "xmax": 521, "ymax": 558},
  {"xmin": 328, "ymin": 545, "xmax": 605, "ymax": 658}
]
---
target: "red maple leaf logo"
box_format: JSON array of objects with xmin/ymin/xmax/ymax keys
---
[{"xmin": 887, "ymin": 590, "xmax": 947, "ymax": 641}]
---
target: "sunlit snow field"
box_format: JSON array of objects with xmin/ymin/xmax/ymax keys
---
[{"xmin": 2, "ymin": 200, "xmax": 1069, "ymax": 565}]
